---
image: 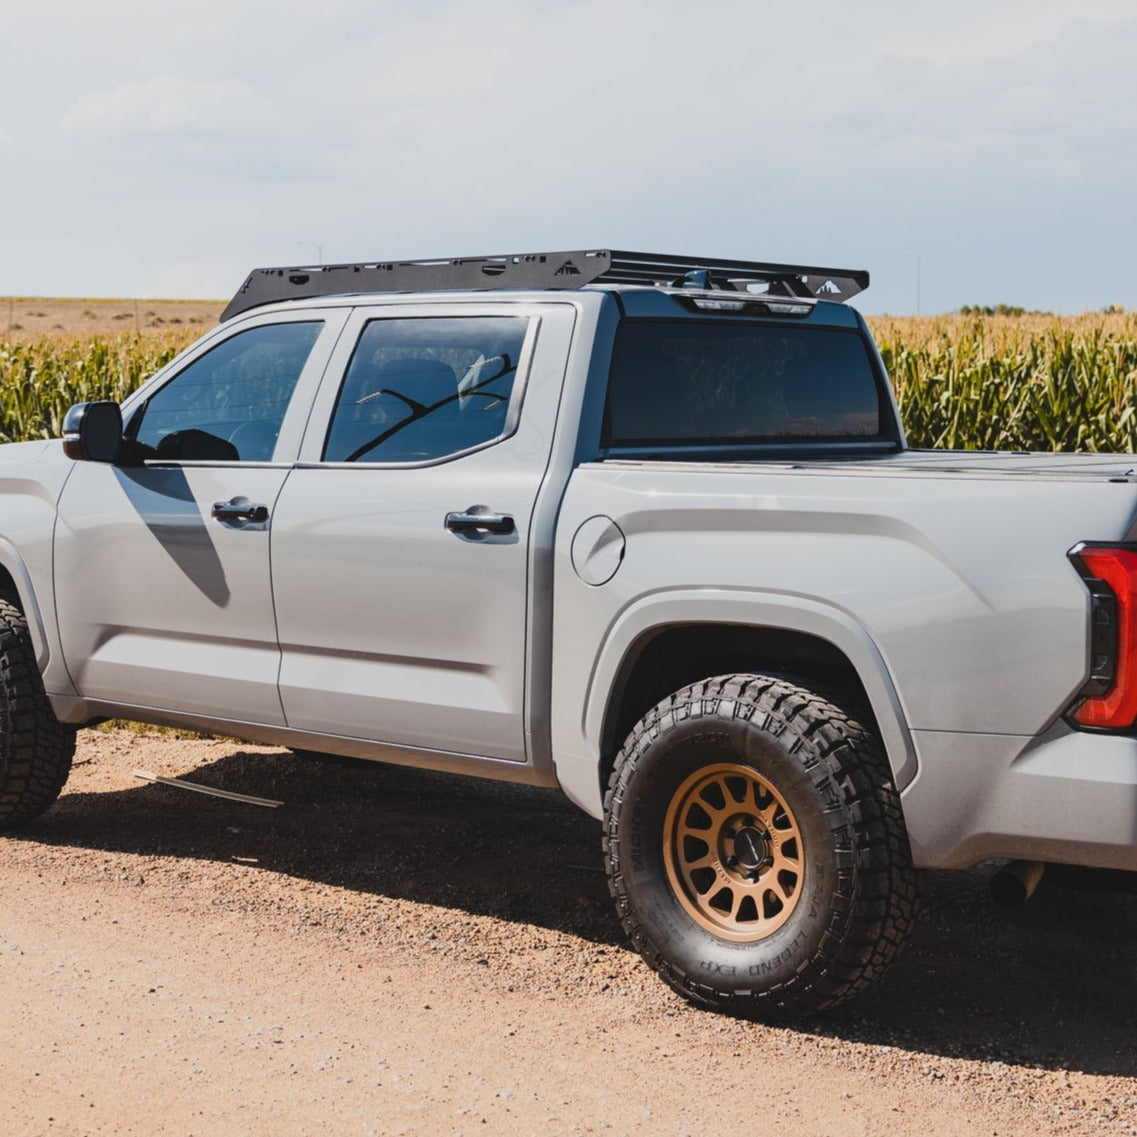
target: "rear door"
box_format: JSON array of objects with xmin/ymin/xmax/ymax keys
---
[{"xmin": 270, "ymin": 301, "xmax": 576, "ymax": 761}]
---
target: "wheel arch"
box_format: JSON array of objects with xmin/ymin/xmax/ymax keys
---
[
  {"xmin": 0, "ymin": 538, "xmax": 50, "ymax": 671},
  {"xmin": 554, "ymin": 590, "xmax": 917, "ymax": 817}
]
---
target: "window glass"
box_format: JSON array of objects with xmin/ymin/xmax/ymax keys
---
[
  {"xmin": 131, "ymin": 322, "xmax": 323, "ymax": 461},
  {"xmin": 604, "ymin": 320, "xmax": 887, "ymax": 449},
  {"xmin": 323, "ymin": 317, "xmax": 528, "ymax": 464}
]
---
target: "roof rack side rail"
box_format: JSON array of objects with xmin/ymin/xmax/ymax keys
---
[{"xmin": 220, "ymin": 249, "xmax": 869, "ymax": 321}]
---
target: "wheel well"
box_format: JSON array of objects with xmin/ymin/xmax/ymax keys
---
[
  {"xmin": 599, "ymin": 624, "xmax": 878, "ymax": 796},
  {"xmin": 0, "ymin": 564, "xmax": 19, "ymax": 604}
]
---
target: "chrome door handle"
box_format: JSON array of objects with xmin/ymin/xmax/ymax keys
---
[
  {"xmin": 212, "ymin": 498, "xmax": 269, "ymax": 523},
  {"xmin": 445, "ymin": 508, "xmax": 515, "ymax": 536}
]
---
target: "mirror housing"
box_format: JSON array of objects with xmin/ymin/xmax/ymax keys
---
[{"xmin": 62, "ymin": 401, "xmax": 124, "ymax": 463}]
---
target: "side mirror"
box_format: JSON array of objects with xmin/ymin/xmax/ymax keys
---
[{"xmin": 62, "ymin": 401, "xmax": 124, "ymax": 463}]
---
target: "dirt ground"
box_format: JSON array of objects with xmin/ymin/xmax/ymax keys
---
[
  {"xmin": 1, "ymin": 730, "xmax": 1135, "ymax": 1136},
  {"xmin": 2, "ymin": 297, "xmax": 223, "ymax": 339}
]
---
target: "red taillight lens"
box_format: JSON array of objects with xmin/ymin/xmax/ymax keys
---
[{"xmin": 1070, "ymin": 545, "xmax": 1137, "ymax": 730}]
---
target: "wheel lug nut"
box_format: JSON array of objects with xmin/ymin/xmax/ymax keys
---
[
  {"xmin": 723, "ymin": 828, "xmax": 735, "ymax": 839},
  {"xmin": 725, "ymin": 856, "xmax": 738, "ymax": 867}
]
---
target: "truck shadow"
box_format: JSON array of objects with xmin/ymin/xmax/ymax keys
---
[
  {"xmin": 816, "ymin": 869, "xmax": 1137, "ymax": 1080},
  {"xmin": 31, "ymin": 745, "xmax": 624, "ymax": 944},
  {"xmin": 16, "ymin": 744, "xmax": 1137, "ymax": 1080}
]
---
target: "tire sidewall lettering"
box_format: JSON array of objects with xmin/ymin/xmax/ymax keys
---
[{"xmin": 614, "ymin": 701, "xmax": 846, "ymax": 997}]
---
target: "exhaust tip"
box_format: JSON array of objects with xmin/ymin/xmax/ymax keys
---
[{"xmin": 990, "ymin": 860, "xmax": 1046, "ymax": 909}]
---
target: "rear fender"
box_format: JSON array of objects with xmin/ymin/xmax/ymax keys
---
[{"xmin": 554, "ymin": 589, "xmax": 917, "ymax": 818}]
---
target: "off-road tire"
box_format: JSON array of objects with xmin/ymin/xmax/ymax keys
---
[
  {"xmin": 0, "ymin": 597, "xmax": 75, "ymax": 825},
  {"xmin": 603, "ymin": 673, "xmax": 917, "ymax": 1020}
]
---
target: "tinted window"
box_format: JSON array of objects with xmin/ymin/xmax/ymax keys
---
[
  {"xmin": 324, "ymin": 317, "xmax": 528, "ymax": 464},
  {"xmin": 604, "ymin": 320, "xmax": 886, "ymax": 448},
  {"xmin": 132, "ymin": 322, "xmax": 322, "ymax": 460}
]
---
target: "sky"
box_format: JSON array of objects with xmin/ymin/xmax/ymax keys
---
[{"xmin": 1, "ymin": 0, "xmax": 1135, "ymax": 315}]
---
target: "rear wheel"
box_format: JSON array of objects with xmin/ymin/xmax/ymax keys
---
[
  {"xmin": 603, "ymin": 673, "xmax": 917, "ymax": 1020},
  {"xmin": 0, "ymin": 597, "xmax": 75, "ymax": 826}
]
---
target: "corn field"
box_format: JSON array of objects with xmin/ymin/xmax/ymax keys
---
[
  {"xmin": 0, "ymin": 332, "xmax": 193, "ymax": 444},
  {"xmin": 1, "ymin": 314, "xmax": 1135, "ymax": 452},
  {"xmin": 870, "ymin": 312, "xmax": 1137, "ymax": 452}
]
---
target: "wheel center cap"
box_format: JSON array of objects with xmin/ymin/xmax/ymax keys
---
[{"xmin": 733, "ymin": 827, "xmax": 769, "ymax": 871}]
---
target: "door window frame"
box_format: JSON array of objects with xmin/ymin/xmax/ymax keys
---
[
  {"xmin": 296, "ymin": 303, "xmax": 541, "ymax": 468},
  {"xmin": 120, "ymin": 307, "xmax": 351, "ymax": 467}
]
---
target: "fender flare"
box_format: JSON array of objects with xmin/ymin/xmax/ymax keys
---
[
  {"xmin": 555, "ymin": 588, "xmax": 918, "ymax": 817},
  {"xmin": 0, "ymin": 537, "xmax": 51, "ymax": 670}
]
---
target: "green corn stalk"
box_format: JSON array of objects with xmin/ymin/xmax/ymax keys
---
[
  {"xmin": 2, "ymin": 316, "xmax": 1135, "ymax": 453},
  {"xmin": 0, "ymin": 333, "xmax": 194, "ymax": 444},
  {"xmin": 872, "ymin": 314, "xmax": 1137, "ymax": 453}
]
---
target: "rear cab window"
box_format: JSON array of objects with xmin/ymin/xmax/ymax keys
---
[{"xmin": 602, "ymin": 317, "xmax": 898, "ymax": 458}]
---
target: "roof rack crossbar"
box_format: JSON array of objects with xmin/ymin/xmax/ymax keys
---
[{"xmin": 220, "ymin": 249, "xmax": 869, "ymax": 321}]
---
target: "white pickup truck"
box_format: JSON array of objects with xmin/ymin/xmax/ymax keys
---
[{"xmin": 1, "ymin": 250, "xmax": 1135, "ymax": 1020}]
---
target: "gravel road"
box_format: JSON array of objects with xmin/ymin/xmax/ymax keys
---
[{"xmin": 1, "ymin": 728, "xmax": 1135, "ymax": 1136}]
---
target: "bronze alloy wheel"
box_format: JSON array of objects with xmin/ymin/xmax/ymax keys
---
[
  {"xmin": 662, "ymin": 762, "xmax": 804, "ymax": 942},
  {"xmin": 606, "ymin": 675, "xmax": 918, "ymax": 1018}
]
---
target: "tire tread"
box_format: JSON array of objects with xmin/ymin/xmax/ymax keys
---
[
  {"xmin": 0, "ymin": 597, "xmax": 75, "ymax": 825},
  {"xmin": 603, "ymin": 672, "xmax": 918, "ymax": 1019}
]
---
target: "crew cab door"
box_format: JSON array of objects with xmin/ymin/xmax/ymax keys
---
[
  {"xmin": 53, "ymin": 312, "xmax": 345, "ymax": 723},
  {"xmin": 270, "ymin": 302, "xmax": 576, "ymax": 762}
]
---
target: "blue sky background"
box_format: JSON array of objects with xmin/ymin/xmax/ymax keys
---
[{"xmin": 2, "ymin": 0, "xmax": 1134, "ymax": 314}]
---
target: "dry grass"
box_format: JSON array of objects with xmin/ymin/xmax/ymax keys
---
[
  {"xmin": 867, "ymin": 311, "xmax": 1137, "ymax": 353},
  {"xmin": 1, "ymin": 296, "xmax": 223, "ymax": 340}
]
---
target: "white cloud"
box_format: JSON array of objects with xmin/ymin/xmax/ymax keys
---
[
  {"xmin": 60, "ymin": 75, "xmax": 285, "ymax": 139},
  {"xmin": 1, "ymin": 0, "xmax": 1135, "ymax": 309}
]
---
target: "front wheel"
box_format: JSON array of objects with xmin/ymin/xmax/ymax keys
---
[
  {"xmin": 0, "ymin": 597, "xmax": 76, "ymax": 826},
  {"xmin": 603, "ymin": 673, "xmax": 917, "ymax": 1020}
]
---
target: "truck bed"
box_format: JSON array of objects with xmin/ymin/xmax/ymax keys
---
[{"xmin": 606, "ymin": 448, "xmax": 1137, "ymax": 482}]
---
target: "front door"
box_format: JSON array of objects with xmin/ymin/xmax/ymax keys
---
[{"xmin": 54, "ymin": 314, "xmax": 339, "ymax": 724}]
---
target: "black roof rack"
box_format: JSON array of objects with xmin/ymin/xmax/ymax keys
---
[{"xmin": 221, "ymin": 249, "xmax": 869, "ymax": 322}]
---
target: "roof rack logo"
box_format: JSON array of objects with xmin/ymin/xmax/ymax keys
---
[
  {"xmin": 555, "ymin": 259, "xmax": 582, "ymax": 276},
  {"xmin": 818, "ymin": 280, "xmax": 842, "ymax": 294}
]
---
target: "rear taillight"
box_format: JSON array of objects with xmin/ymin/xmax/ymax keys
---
[{"xmin": 1068, "ymin": 544, "xmax": 1137, "ymax": 731}]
